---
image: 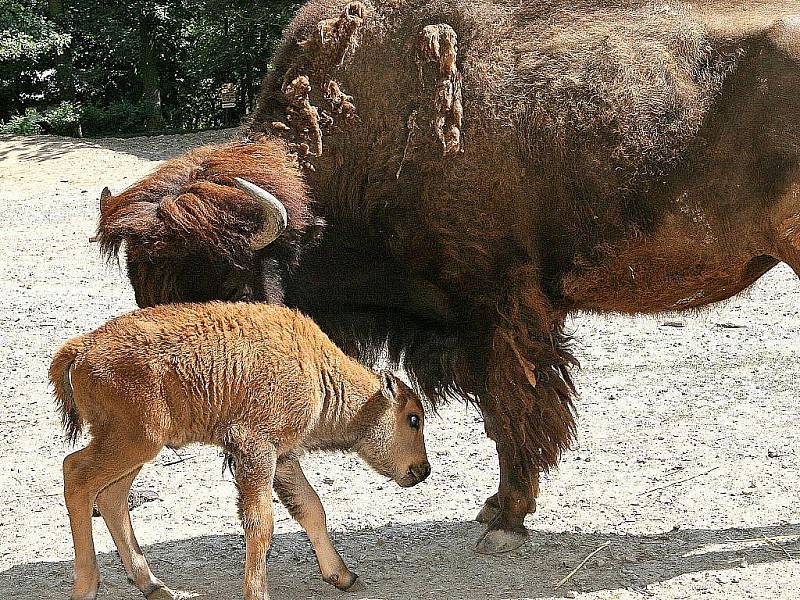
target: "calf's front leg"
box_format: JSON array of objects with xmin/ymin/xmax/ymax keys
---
[{"xmin": 273, "ymin": 456, "xmax": 364, "ymax": 592}]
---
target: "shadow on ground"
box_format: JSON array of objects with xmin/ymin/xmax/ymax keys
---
[
  {"xmin": 2, "ymin": 520, "xmax": 798, "ymax": 600},
  {"xmin": 0, "ymin": 130, "xmax": 238, "ymax": 164}
]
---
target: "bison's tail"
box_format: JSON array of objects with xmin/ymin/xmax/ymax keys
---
[{"xmin": 49, "ymin": 337, "xmax": 85, "ymax": 445}]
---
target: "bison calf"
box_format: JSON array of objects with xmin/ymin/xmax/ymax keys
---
[{"xmin": 50, "ymin": 302, "xmax": 430, "ymax": 600}]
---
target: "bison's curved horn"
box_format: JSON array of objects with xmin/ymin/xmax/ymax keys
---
[{"xmin": 232, "ymin": 177, "xmax": 288, "ymax": 250}]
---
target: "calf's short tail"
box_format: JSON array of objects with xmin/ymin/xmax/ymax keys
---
[{"xmin": 49, "ymin": 338, "xmax": 84, "ymax": 444}]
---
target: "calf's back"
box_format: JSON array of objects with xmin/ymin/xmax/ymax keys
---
[{"xmin": 66, "ymin": 302, "xmax": 369, "ymax": 448}]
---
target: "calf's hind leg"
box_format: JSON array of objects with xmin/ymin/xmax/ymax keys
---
[
  {"xmin": 229, "ymin": 441, "xmax": 278, "ymax": 600},
  {"xmin": 63, "ymin": 437, "xmax": 162, "ymax": 600},
  {"xmin": 95, "ymin": 468, "xmax": 174, "ymax": 599},
  {"xmin": 273, "ymin": 456, "xmax": 364, "ymax": 592}
]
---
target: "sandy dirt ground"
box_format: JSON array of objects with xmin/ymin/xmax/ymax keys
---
[{"xmin": 1, "ymin": 132, "xmax": 799, "ymax": 600}]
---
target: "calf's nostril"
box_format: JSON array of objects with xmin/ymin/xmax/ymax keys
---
[{"xmin": 409, "ymin": 462, "xmax": 431, "ymax": 482}]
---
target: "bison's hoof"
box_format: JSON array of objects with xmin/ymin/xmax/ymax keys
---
[
  {"xmin": 475, "ymin": 527, "xmax": 528, "ymax": 555},
  {"xmin": 345, "ymin": 576, "xmax": 366, "ymax": 593},
  {"xmin": 145, "ymin": 586, "xmax": 177, "ymax": 600}
]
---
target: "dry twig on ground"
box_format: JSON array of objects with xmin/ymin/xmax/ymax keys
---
[
  {"xmin": 555, "ymin": 541, "xmax": 612, "ymax": 589},
  {"xmin": 638, "ymin": 466, "xmax": 720, "ymax": 497}
]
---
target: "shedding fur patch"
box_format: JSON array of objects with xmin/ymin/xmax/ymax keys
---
[
  {"xmin": 417, "ymin": 23, "xmax": 463, "ymax": 156},
  {"xmin": 267, "ymin": 3, "xmax": 369, "ymax": 166},
  {"xmin": 283, "ymin": 75, "xmax": 324, "ymax": 158},
  {"xmin": 396, "ymin": 109, "xmax": 419, "ymax": 179},
  {"xmin": 324, "ymin": 80, "xmax": 359, "ymax": 130},
  {"xmin": 299, "ymin": 1, "xmax": 366, "ymax": 68}
]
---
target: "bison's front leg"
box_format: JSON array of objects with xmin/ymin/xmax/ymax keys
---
[
  {"xmin": 475, "ymin": 411, "xmax": 540, "ymax": 526},
  {"xmin": 472, "ymin": 285, "xmax": 577, "ymax": 554},
  {"xmin": 474, "ymin": 411, "xmax": 538, "ymax": 554}
]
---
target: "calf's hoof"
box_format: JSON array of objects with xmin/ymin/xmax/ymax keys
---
[
  {"xmin": 325, "ymin": 571, "xmax": 365, "ymax": 592},
  {"xmin": 475, "ymin": 527, "xmax": 528, "ymax": 555},
  {"xmin": 145, "ymin": 586, "xmax": 177, "ymax": 600},
  {"xmin": 70, "ymin": 582, "xmax": 99, "ymax": 600},
  {"xmin": 345, "ymin": 576, "xmax": 366, "ymax": 592}
]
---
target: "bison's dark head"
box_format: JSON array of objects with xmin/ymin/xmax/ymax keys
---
[{"xmin": 96, "ymin": 138, "xmax": 323, "ymax": 307}]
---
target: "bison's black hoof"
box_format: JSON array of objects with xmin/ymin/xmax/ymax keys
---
[{"xmin": 475, "ymin": 527, "xmax": 528, "ymax": 555}]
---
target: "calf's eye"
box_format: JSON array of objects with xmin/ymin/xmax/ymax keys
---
[{"xmin": 408, "ymin": 414, "xmax": 420, "ymax": 430}]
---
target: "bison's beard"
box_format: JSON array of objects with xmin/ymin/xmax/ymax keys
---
[{"xmin": 292, "ymin": 284, "xmax": 578, "ymax": 478}]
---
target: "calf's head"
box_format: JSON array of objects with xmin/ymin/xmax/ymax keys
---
[{"xmin": 355, "ymin": 372, "xmax": 430, "ymax": 488}]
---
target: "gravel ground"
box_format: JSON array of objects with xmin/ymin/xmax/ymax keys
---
[{"xmin": 1, "ymin": 132, "xmax": 798, "ymax": 600}]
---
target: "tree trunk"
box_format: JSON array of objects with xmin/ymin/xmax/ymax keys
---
[
  {"xmin": 139, "ymin": 13, "xmax": 163, "ymax": 131},
  {"xmin": 47, "ymin": 0, "xmax": 74, "ymax": 100}
]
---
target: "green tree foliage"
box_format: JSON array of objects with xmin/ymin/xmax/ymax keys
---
[
  {"xmin": 0, "ymin": 0, "xmax": 301, "ymax": 134},
  {"xmin": 0, "ymin": 0, "xmax": 71, "ymax": 118}
]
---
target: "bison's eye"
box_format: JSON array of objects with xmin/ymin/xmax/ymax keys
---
[{"xmin": 408, "ymin": 414, "xmax": 420, "ymax": 430}]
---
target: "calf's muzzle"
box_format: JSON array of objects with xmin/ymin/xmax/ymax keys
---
[{"xmin": 406, "ymin": 461, "xmax": 432, "ymax": 486}]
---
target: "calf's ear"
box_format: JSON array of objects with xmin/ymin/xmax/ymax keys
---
[
  {"xmin": 380, "ymin": 370, "xmax": 398, "ymax": 403},
  {"xmin": 768, "ymin": 17, "xmax": 800, "ymax": 64}
]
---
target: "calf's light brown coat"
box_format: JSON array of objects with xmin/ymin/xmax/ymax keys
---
[{"xmin": 50, "ymin": 302, "xmax": 429, "ymax": 600}]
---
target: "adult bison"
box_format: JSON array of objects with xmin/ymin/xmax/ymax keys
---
[{"xmin": 98, "ymin": 0, "xmax": 800, "ymax": 554}]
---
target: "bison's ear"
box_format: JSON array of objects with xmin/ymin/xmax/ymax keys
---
[
  {"xmin": 380, "ymin": 370, "xmax": 398, "ymax": 403},
  {"xmin": 99, "ymin": 187, "xmax": 111, "ymax": 212},
  {"xmin": 768, "ymin": 17, "xmax": 800, "ymax": 64}
]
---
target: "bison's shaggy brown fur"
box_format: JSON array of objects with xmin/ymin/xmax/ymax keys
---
[
  {"xmin": 97, "ymin": 140, "xmax": 323, "ymax": 307},
  {"xmin": 51, "ymin": 302, "xmax": 429, "ymax": 600}
]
